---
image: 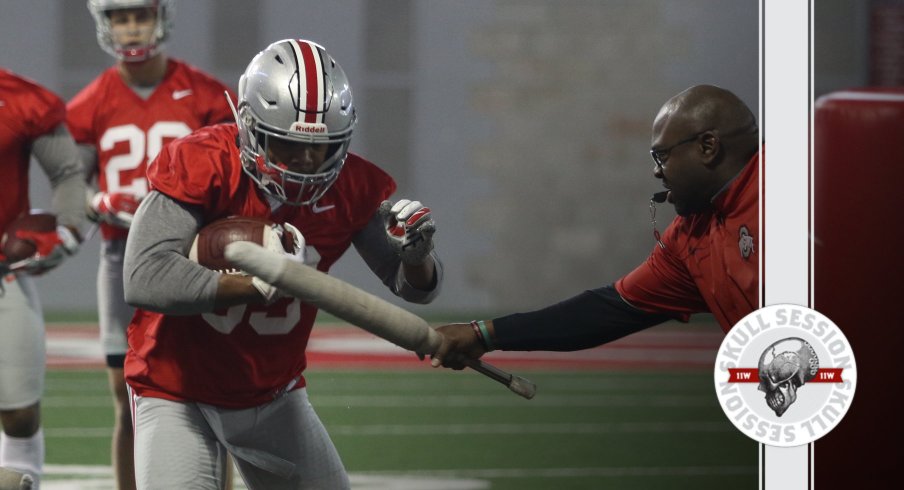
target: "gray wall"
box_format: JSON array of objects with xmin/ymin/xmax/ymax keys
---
[
  {"xmin": 3, "ymin": 0, "xmax": 767, "ymax": 317},
  {"xmin": 815, "ymin": 0, "xmax": 871, "ymax": 96}
]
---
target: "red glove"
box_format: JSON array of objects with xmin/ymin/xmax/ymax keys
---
[
  {"xmin": 12, "ymin": 226, "xmax": 80, "ymax": 274},
  {"xmin": 90, "ymin": 191, "xmax": 141, "ymax": 228}
]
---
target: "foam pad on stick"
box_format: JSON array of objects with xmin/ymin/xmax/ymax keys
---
[{"xmin": 225, "ymin": 241, "xmax": 536, "ymax": 399}]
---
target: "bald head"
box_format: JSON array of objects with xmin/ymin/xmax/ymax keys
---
[
  {"xmin": 674, "ymin": 84, "xmax": 753, "ymax": 126},
  {"xmin": 654, "ymin": 85, "xmax": 757, "ymax": 158}
]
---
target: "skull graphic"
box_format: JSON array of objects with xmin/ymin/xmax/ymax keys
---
[{"xmin": 757, "ymin": 338, "xmax": 819, "ymax": 417}]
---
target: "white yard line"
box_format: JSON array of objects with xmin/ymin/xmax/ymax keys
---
[
  {"xmin": 359, "ymin": 465, "xmax": 753, "ymax": 478},
  {"xmin": 41, "ymin": 463, "xmax": 750, "ymax": 490},
  {"xmin": 43, "ymin": 392, "xmax": 712, "ymax": 408},
  {"xmin": 41, "ymin": 465, "xmax": 486, "ymax": 490},
  {"xmin": 45, "ymin": 421, "xmax": 730, "ymax": 439},
  {"xmin": 326, "ymin": 421, "xmax": 732, "ymax": 436},
  {"xmin": 307, "ymin": 393, "xmax": 712, "ymax": 407}
]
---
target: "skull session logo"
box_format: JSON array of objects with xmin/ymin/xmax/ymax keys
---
[
  {"xmin": 714, "ymin": 304, "xmax": 857, "ymax": 447},
  {"xmin": 757, "ymin": 338, "xmax": 820, "ymax": 417}
]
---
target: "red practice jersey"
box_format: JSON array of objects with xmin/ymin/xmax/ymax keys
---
[
  {"xmin": 125, "ymin": 124, "xmax": 396, "ymax": 408},
  {"xmin": 616, "ymin": 150, "xmax": 761, "ymax": 332},
  {"xmin": 0, "ymin": 69, "xmax": 66, "ymax": 230},
  {"xmin": 66, "ymin": 59, "xmax": 235, "ymax": 240}
]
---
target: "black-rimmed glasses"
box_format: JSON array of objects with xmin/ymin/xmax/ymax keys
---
[
  {"xmin": 650, "ymin": 132, "xmax": 703, "ymax": 170},
  {"xmin": 650, "ymin": 123, "xmax": 757, "ymax": 170}
]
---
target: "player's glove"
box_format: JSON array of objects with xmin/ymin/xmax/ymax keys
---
[
  {"xmin": 12, "ymin": 225, "xmax": 80, "ymax": 275},
  {"xmin": 89, "ymin": 191, "xmax": 141, "ymax": 228},
  {"xmin": 250, "ymin": 222, "xmax": 306, "ymax": 304},
  {"xmin": 379, "ymin": 199, "xmax": 436, "ymax": 266}
]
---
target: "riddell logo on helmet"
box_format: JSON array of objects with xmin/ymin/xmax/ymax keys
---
[
  {"xmin": 713, "ymin": 304, "xmax": 857, "ymax": 447},
  {"xmin": 290, "ymin": 122, "xmax": 327, "ymax": 134}
]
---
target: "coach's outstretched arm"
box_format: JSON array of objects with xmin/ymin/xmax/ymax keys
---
[{"xmin": 432, "ymin": 285, "xmax": 671, "ymax": 368}]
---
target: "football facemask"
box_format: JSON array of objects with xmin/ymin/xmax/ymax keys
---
[
  {"xmin": 88, "ymin": 0, "xmax": 173, "ymax": 62},
  {"xmin": 245, "ymin": 121, "xmax": 351, "ymax": 206}
]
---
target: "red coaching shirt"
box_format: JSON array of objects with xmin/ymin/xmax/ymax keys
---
[
  {"xmin": 616, "ymin": 150, "xmax": 761, "ymax": 332},
  {"xmin": 66, "ymin": 59, "xmax": 235, "ymax": 240},
  {"xmin": 124, "ymin": 124, "xmax": 396, "ymax": 408},
  {"xmin": 0, "ymin": 69, "xmax": 66, "ymax": 230}
]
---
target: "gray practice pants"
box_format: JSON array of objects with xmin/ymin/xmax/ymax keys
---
[{"xmin": 131, "ymin": 387, "xmax": 349, "ymax": 490}]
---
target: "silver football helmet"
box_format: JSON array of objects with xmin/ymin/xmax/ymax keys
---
[
  {"xmin": 88, "ymin": 0, "xmax": 173, "ymax": 62},
  {"xmin": 231, "ymin": 39, "xmax": 356, "ymax": 206}
]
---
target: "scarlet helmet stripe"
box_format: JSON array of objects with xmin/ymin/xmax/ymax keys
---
[{"xmin": 292, "ymin": 40, "xmax": 325, "ymax": 124}]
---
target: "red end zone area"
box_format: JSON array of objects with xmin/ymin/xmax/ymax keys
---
[{"xmin": 48, "ymin": 322, "xmax": 723, "ymax": 371}]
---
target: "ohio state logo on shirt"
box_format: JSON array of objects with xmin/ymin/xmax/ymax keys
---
[{"xmin": 738, "ymin": 225, "xmax": 754, "ymax": 259}]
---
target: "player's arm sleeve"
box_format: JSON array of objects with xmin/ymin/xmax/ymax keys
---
[
  {"xmin": 123, "ymin": 191, "xmax": 221, "ymax": 314},
  {"xmin": 351, "ymin": 212, "xmax": 443, "ymax": 304},
  {"xmin": 77, "ymin": 143, "xmax": 98, "ymax": 184},
  {"xmin": 31, "ymin": 124, "xmax": 88, "ymax": 231},
  {"xmin": 491, "ymin": 285, "xmax": 673, "ymax": 351}
]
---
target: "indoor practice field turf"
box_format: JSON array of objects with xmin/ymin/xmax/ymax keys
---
[{"xmin": 40, "ymin": 320, "xmax": 757, "ymax": 489}]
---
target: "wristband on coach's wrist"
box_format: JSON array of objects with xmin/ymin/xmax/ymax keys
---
[
  {"xmin": 470, "ymin": 319, "xmax": 495, "ymax": 351},
  {"xmin": 469, "ymin": 320, "xmax": 484, "ymax": 345}
]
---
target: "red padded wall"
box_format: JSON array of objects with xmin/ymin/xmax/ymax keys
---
[{"xmin": 814, "ymin": 88, "xmax": 904, "ymax": 486}]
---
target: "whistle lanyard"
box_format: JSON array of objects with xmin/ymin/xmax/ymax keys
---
[{"xmin": 649, "ymin": 198, "xmax": 665, "ymax": 249}]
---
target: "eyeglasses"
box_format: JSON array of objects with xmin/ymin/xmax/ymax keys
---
[
  {"xmin": 649, "ymin": 123, "xmax": 757, "ymax": 170},
  {"xmin": 650, "ymin": 132, "xmax": 703, "ymax": 170}
]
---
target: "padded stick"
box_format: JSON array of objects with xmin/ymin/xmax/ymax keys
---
[{"xmin": 225, "ymin": 241, "xmax": 536, "ymax": 399}]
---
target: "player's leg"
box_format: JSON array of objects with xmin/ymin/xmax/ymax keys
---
[
  {"xmin": 225, "ymin": 456, "xmax": 235, "ymax": 489},
  {"xmin": 97, "ymin": 239, "xmax": 137, "ymax": 490},
  {"xmin": 107, "ymin": 367, "xmax": 134, "ymax": 490},
  {"xmin": 207, "ymin": 388, "xmax": 349, "ymax": 490},
  {"xmin": 0, "ymin": 275, "xmax": 46, "ymax": 485},
  {"xmin": 0, "ymin": 404, "xmax": 41, "ymax": 490},
  {"xmin": 131, "ymin": 392, "xmax": 230, "ymax": 490}
]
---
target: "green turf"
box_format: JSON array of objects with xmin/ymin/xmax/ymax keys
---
[
  {"xmin": 43, "ymin": 370, "xmax": 112, "ymax": 465},
  {"xmin": 42, "ymin": 367, "xmax": 756, "ymax": 488}
]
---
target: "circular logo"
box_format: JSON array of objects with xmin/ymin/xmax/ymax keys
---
[
  {"xmin": 713, "ymin": 304, "xmax": 857, "ymax": 447},
  {"xmin": 738, "ymin": 225, "xmax": 755, "ymax": 259}
]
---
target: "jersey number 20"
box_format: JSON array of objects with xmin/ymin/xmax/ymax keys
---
[{"xmin": 100, "ymin": 122, "xmax": 192, "ymax": 196}]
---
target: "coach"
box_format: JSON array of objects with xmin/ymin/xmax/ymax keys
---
[{"xmin": 433, "ymin": 84, "xmax": 760, "ymax": 364}]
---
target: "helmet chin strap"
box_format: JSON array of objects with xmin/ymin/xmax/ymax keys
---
[
  {"xmin": 264, "ymin": 192, "xmax": 284, "ymax": 212},
  {"xmin": 116, "ymin": 40, "xmax": 161, "ymax": 62},
  {"xmin": 226, "ymin": 91, "xmax": 241, "ymax": 127}
]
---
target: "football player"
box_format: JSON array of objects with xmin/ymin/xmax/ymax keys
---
[
  {"xmin": 65, "ymin": 1, "xmax": 236, "ymax": 488},
  {"xmin": 0, "ymin": 68, "xmax": 86, "ymax": 487},
  {"xmin": 121, "ymin": 39, "xmax": 442, "ymax": 489}
]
